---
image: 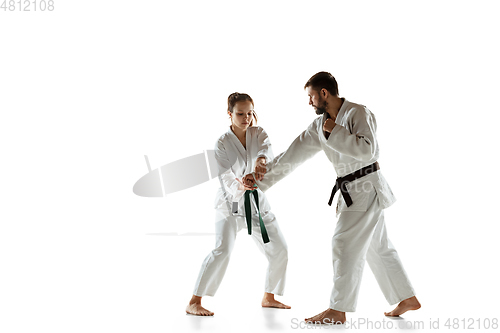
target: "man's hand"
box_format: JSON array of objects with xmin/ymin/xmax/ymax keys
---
[
  {"xmin": 323, "ymin": 118, "xmax": 336, "ymax": 133},
  {"xmin": 236, "ymin": 177, "xmax": 255, "ymax": 191},
  {"xmin": 254, "ymin": 157, "xmax": 267, "ymax": 181},
  {"xmin": 243, "ymin": 173, "xmax": 256, "ymax": 188}
]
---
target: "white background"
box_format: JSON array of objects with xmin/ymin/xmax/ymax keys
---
[{"xmin": 1, "ymin": 1, "xmax": 500, "ymax": 332}]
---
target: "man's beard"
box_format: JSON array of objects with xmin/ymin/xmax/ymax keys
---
[{"xmin": 314, "ymin": 99, "xmax": 328, "ymax": 115}]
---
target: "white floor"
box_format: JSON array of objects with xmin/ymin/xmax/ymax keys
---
[
  {"xmin": 145, "ymin": 230, "xmax": 499, "ymax": 333},
  {"xmin": 1, "ymin": 161, "xmax": 499, "ymax": 333},
  {"xmin": 1, "ymin": 195, "xmax": 499, "ymax": 333}
]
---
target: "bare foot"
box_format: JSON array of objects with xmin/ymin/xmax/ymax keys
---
[
  {"xmin": 261, "ymin": 292, "xmax": 291, "ymax": 309},
  {"xmin": 186, "ymin": 295, "xmax": 214, "ymax": 316},
  {"xmin": 385, "ymin": 296, "xmax": 421, "ymax": 317},
  {"xmin": 305, "ymin": 308, "xmax": 346, "ymax": 325}
]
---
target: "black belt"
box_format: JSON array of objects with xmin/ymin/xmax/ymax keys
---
[{"xmin": 328, "ymin": 162, "xmax": 380, "ymax": 207}]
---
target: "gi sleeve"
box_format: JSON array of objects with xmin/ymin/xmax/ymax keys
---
[
  {"xmin": 255, "ymin": 119, "xmax": 322, "ymax": 192},
  {"xmin": 326, "ymin": 108, "xmax": 378, "ymax": 162},
  {"xmin": 256, "ymin": 127, "xmax": 274, "ymax": 163},
  {"xmin": 214, "ymin": 138, "xmax": 245, "ymax": 202}
]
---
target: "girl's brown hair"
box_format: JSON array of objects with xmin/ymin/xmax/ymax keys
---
[{"xmin": 227, "ymin": 92, "xmax": 258, "ymax": 126}]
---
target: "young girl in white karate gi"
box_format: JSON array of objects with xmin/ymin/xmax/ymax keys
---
[{"xmin": 186, "ymin": 92, "xmax": 290, "ymax": 316}]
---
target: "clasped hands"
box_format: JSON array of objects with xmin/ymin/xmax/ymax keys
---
[{"xmin": 236, "ymin": 156, "xmax": 266, "ymax": 191}]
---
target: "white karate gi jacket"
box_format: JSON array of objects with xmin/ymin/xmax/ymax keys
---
[
  {"xmin": 255, "ymin": 99, "xmax": 397, "ymax": 217},
  {"xmin": 213, "ymin": 126, "xmax": 274, "ymax": 219}
]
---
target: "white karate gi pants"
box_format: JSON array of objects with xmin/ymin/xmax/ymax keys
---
[
  {"xmin": 330, "ymin": 186, "xmax": 415, "ymax": 312},
  {"xmin": 193, "ymin": 210, "xmax": 288, "ymax": 297}
]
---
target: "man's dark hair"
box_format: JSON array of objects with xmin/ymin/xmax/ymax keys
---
[{"xmin": 304, "ymin": 71, "xmax": 339, "ymax": 96}]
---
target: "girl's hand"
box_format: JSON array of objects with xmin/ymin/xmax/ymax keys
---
[{"xmin": 254, "ymin": 157, "xmax": 267, "ymax": 181}]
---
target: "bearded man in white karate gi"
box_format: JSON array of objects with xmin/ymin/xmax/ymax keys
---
[{"xmin": 245, "ymin": 72, "xmax": 421, "ymax": 324}]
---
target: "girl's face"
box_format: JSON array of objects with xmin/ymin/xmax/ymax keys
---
[{"xmin": 228, "ymin": 100, "xmax": 254, "ymax": 131}]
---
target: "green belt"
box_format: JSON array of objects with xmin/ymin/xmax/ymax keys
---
[{"xmin": 244, "ymin": 189, "xmax": 270, "ymax": 244}]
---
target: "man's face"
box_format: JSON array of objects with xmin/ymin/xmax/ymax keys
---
[{"xmin": 306, "ymin": 87, "xmax": 327, "ymax": 115}]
